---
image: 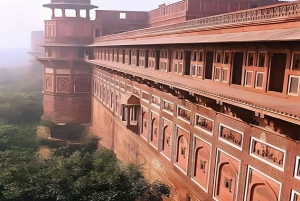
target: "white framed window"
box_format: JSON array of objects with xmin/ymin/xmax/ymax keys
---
[
  {"xmin": 294, "ymin": 156, "xmax": 300, "ymax": 180},
  {"xmin": 247, "ymin": 51, "xmax": 255, "ymax": 66},
  {"xmin": 221, "ymin": 68, "xmax": 228, "ymax": 83},
  {"xmin": 291, "ymin": 52, "xmax": 300, "ymax": 70},
  {"xmin": 191, "ymin": 65, "xmax": 197, "ymax": 77},
  {"xmin": 218, "ymin": 124, "xmax": 244, "ymax": 151},
  {"xmin": 249, "ymin": 137, "xmax": 286, "ymax": 171},
  {"xmin": 151, "ymin": 94, "xmax": 160, "ymax": 108},
  {"xmin": 162, "ymin": 100, "xmax": 174, "ymax": 114},
  {"xmin": 194, "ymin": 114, "xmax": 213, "ymax": 135},
  {"xmin": 215, "ymin": 51, "xmax": 222, "ymax": 63},
  {"xmin": 288, "ymin": 75, "xmax": 300, "ymax": 96},
  {"xmin": 244, "ymin": 70, "xmax": 253, "ymax": 87},
  {"xmin": 177, "ymin": 106, "xmax": 191, "ymax": 123},
  {"xmin": 223, "ymin": 51, "xmax": 230, "ymax": 64},
  {"xmin": 197, "ymin": 65, "xmax": 203, "ymax": 78},
  {"xmin": 178, "ymin": 63, "xmax": 183, "ymax": 74},
  {"xmin": 257, "ymin": 51, "xmax": 267, "ymax": 67},
  {"xmin": 255, "ymin": 72, "xmax": 264, "ymax": 89},
  {"xmin": 214, "ymin": 67, "xmax": 221, "ymax": 81},
  {"xmin": 291, "ymin": 189, "xmax": 300, "ymax": 201},
  {"xmin": 141, "ymin": 91, "xmax": 149, "ymax": 102}
]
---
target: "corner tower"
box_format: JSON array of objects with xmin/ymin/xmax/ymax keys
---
[{"xmin": 38, "ymin": 0, "xmax": 97, "ymax": 123}]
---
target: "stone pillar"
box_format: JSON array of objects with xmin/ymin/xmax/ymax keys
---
[
  {"xmin": 62, "ymin": 9, "xmax": 66, "ymax": 18},
  {"xmin": 127, "ymin": 106, "xmax": 131, "ymax": 126},
  {"xmin": 76, "ymin": 9, "xmax": 80, "ymax": 18},
  {"xmin": 86, "ymin": 9, "xmax": 90, "ymax": 19},
  {"xmin": 52, "ymin": 9, "xmax": 55, "ymax": 18}
]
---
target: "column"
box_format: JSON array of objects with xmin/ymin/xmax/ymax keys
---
[
  {"xmin": 127, "ymin": 106, "xmax": 131, "ymax": 126},
  {"xmin": 76, "ymin": 9, "xmax": 80, "ymax": 18},
  {"xmin": 62, "ymin": 9, "xmax": 66, "ymax": 18},
  {"xmin": 86, "ymin": 9, "xmax": 90, "ymax": 19},
  {"xmin": 52, "ymin": 9, "xmax": 55, "ymax": 18}
]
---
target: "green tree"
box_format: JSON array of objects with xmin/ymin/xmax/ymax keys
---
[{"xmin": 0, "ymin": 149, "xmax": 170, "ymax": 201}]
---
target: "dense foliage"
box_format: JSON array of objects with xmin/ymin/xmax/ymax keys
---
[{"xmin": 0, "ymin": 149, "xmax": 170, "ymax": 201}]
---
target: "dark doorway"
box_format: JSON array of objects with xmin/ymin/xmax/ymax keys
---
[
  {"xmin": 145, "ymin": 50, "xmax": 149, "ymax": 68},
  {"xmin": 205, "ymin": 52, "xmax": 214, "ymax": 79},
  {"xmin": 185, "ymin": 51, "xmax": 191, "ymax": 75},
  {"xmin": 269, "ymin": 53, "xmax": 287, "ymax": 93},
  {"xmin": 136, "ymin": 50, "xmax": 140, "ymax": 66},
  {"xmin": 232, "ymin": 52, "xmax": 244, "ymax": 85},
  {"xmin": 155, "ymin": 50, "xmax": 160, "ymax": 70},
  {"xmin": 122, "ymin": 50, "xmax": 125, "ymax": 63}
]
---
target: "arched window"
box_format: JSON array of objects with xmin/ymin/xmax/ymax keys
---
[{"xmin": 151, "ymin": 118, "xmax": 157, "ymax": 141}]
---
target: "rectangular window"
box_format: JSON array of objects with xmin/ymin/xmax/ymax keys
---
[
  {"xmin": 181, "ymin": 147, "xmax": 186, "ymax": 158},
  {"xmin": 177, "ymin": 106, "xmax": 191, "ymax": 123},
  {"xmin": 247, "ymin": 52, "xmax": 255, "ymax": 66},
  {"xmin": 214, "ymin": 67, "xmax": 221, "ymax": 81},
  {"xmin": 174, "ymin": 63, "xmax": 178, "ymax": 73},
  {"xmin": 192, "ymin": 51, "xmax": 197, "ymax": 61},
  {"xmin": 250, "ymin": 137, "xmax": 286, "ymax": 171},
  {"xmin": 292, "ymin": 53, "xmax": 300, "ymax": 70},
  {"xmin": 255, "ymin": 72, "xmax": 264, "ymax": 89},
  {"xmin": 200, "ymin": 160, "xmax": 206, "ymax": 172},
  {"xmin": 223, "ymin": 51, "xmax": 230, "ymax": 64},
  {"xmin": 288, "ymin": 76, "xmax": 300, "ymax": 95},
  {"xmin": 221, "ymin": 68, "xmax": 228, "ymax": 83},
  {"xmin": 257, "ymin": 52, "xmax": 266, "ymax": 67},
  {"xmin": 215, "ymin": 51, "xmax": 222, "ymax": 63},
  {"xmin": 224, "ymin": 178, "xmax": 232, "ymax": 192},
  {"xmin": 197, "ymin": 65, "xmax": 203, "ymax": 77},
  {"xmin": 120, "ymin": 82, "xmax": 125, "ymax": 90},
  {"xmin": 191, "ymin": 65, "xmax": 196, "ymax": 76},
  {"xmin": 245, "ymin": 71, "xmax": 253, "ymax": 87},
  {"xmin": 163, "ymin": 100, "xmax": 174, "ymax": 114},
  {"xmin": 195, "ymin": 114, "xmax": 213, "ymax": 134},
  {"xmin": 151, "ymin": 95, "xmax": 160, "ymax": 107},
  {"xmin": 199, "ymin": 51, "xmax": 204, "ymax": 62},
  {"xmin": 294, "ymin": 156, "xmax": 300, "ymax": 180},
  {"xmin": 179, "ymin": 63, "xmax": 183, "ymax": 74},
  {"xmin": 142, "ymin": 91, "xmax": 149, "ymax": 102},
  {"xmin": 219, "ymin": 124, "xmax": 244, "ymax": 150}
]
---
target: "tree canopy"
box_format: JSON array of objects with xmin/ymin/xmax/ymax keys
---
[{"xmin": 0, "ymin": 149, "xmax": 170, "ymax": 201}]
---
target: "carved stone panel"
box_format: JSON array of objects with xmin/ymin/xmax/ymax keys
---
[
  {"xmin": 74, "ymin": 75, "xmax": 90, "ymax": 93},
  {"xmin": 56, "ymin": 76, "xmax": 70, "ymax": 93},
  {"xmin": 250, "ymin": 137, "xmax": 285, "ymax": 171},
  {"xmin": 45, "ymin": 75, "xmax": 53, "ymax": 92},
  {"xmin": 245, "ymin": 167, "xmax": 281, "ymax": 201}
]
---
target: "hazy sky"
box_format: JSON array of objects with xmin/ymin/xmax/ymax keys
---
[
  {"xmin": 0, "ymin": 0, "xmax": 294, "ymax": 49},
  {"xmin": 0, "ymin": 0, "xmax": 179, "ymax": 49}
]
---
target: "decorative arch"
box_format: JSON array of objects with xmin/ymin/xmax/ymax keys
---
[
  {"xmin": 216, "ymin": 162, "xmax": 238, "ymax": 201},
  {"xmin": 177, "ymin": 135, "xmax": 188, "ymax": 161},
  {"xmin": 151, "ymin": 118, "xmax": 157, "ymax": 142},
  {"xmin": 249, "ymin": 183, "xmax": 278, "ymax": 201},
  {"xmin": 194, "ymin": 146, "xmax": 210, "ymax": 176},
  {"xmin": 162, "ymin": 125, "xmax": 170, "ymax": 150}
]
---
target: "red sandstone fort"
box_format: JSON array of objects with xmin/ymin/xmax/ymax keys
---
[{"xmin": 36, "ymin": 0, "xmax": 300, "ymax": 200}]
